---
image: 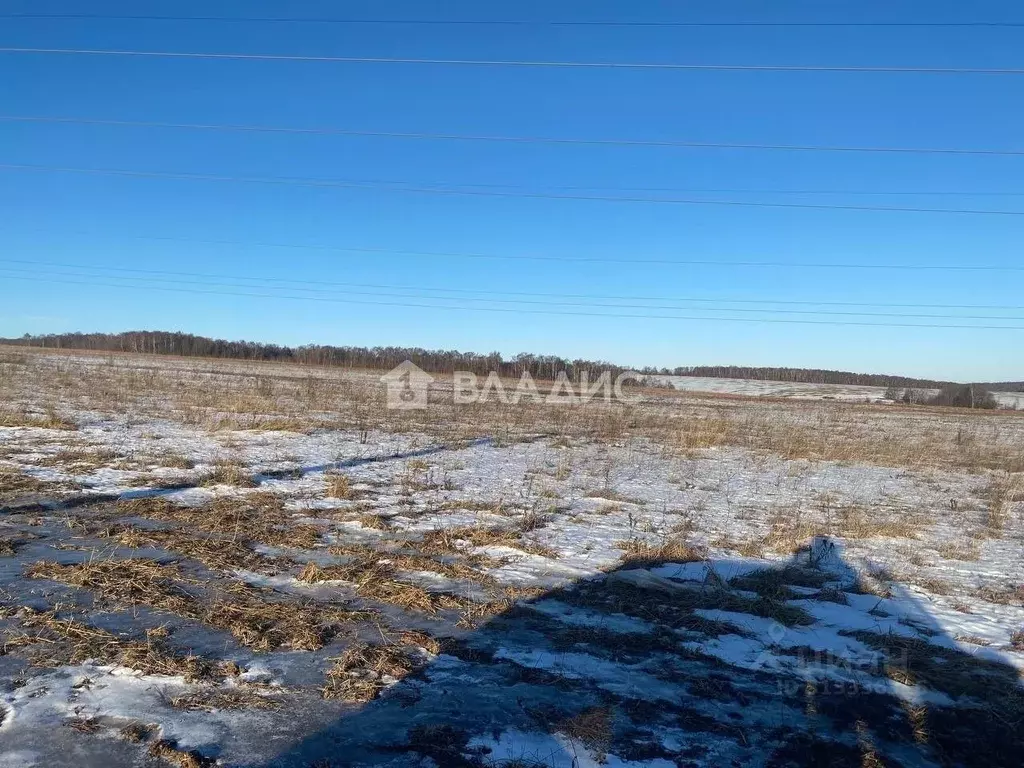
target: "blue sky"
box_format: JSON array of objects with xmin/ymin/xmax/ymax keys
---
[{"xmin": 2, "ymin": 0, "xmax": 1023, "ymax": 381}]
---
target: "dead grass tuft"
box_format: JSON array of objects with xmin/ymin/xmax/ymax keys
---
[
  {"xmin": 325, "ymin": 472, "xmax": 352, "ymax": 499},
  {"xmin": 0, "ymin": 465, "xmax": 46, "ymax": 496},
  {"xmin": 615, "ymin": 536, "xmax": 705, "ymax": 568},
  {"xmin": 937, "ymin": 541, "xmax": 981, "ymax": 561},
  {"xmin": 7, "ymin": 608, "xmax": 217, "ymax": 682},
  {"xmin": 148, "ymin": 739, "xmax": 214, "ymax": 768},
  {"xmin": 0, "ymin": 407, "xmax": 78, "ymax": 431},
  {"xmin": 200, "ymin": 459, "xmax": 258, "ymax": 488},
  {"xmin": 112, "ymin": 527, "xmax": 265, "ymax": 572},
  {"xmin": 555, "ymin": 706, "xmax": 614, "ymax": 758},
  {"xmin": 834, "ymin": 504, "xmax": 919, "ymax": 540},
  {"xmin": 764, "ymin": 509, "xmax": 824, "ymax": 554},
  {"xmin": 420, "ymin": 525, "xmax": 558, "ymax": 559},
  {"xmin": 303, "ymin": 555, "xmax": 475, "ymax": 614},
  {"xmin": 980, "ymin": 473, "xmax": 1023, "ymax": 538},
  {"xmin": 25, "ymin": 559, "xmax": 196, "ymax": 615},
  {"xmin": 118, "ymin": 493, "xmax": 322, "ymax": 549},
  {"xmin": 204, "ymin": 583, "xmax": 370, "ymax": 651},
  {"xmin": 25, "ymin": 558, "xmax": 368, "ymax": 651},
  {"xmin": 357, "ymin": 513, "xmax": 388, "ymax": 530},
  {"xmin": 170, "ymin": 687, "xmax": 281, "ymax": 712},
  {"xmin": 321, "ymin": 642, "xmax": 420, "ymax": 701},
  {"xmin": 157, "ymin": 453, "xmax": 196, "ymax": 470},
  {"xmin": 120, "ymin": 721, "xmax": 156, "ymax": 743},
  {"xmin": 34, "ymin": 448, "xmax": 119, "ymax": 469}
]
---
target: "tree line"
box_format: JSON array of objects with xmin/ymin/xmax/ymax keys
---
[
  {"xmin": 1, "ymin": 331, "xmax": 632, "ymax": 382},
  {"xmin": 4, "ymin": 332, "xmax": 1018, "ymax": 398},
  {"xmin": 668, "ymin": 365, "xmax": 949, "ymax": 389}
]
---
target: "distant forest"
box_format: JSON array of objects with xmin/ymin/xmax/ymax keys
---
[
  {"xmin": 3, "ymin": 331, "xmax": 1020, "ymax": 392},
  {"xmin": 665, "ymin": 365, "xmax": 950, "ymax": 389}
]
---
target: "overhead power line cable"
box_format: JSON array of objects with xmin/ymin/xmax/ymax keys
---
[
  {"xmin": 5, "ymin": 163, "xmax": 1024, "ymax": 216},
  {"xmin": 3, "ymin": 227, "xmax": 1022, "ymax": 271},
  {"xmin": 4, "ymin": 14, "xmax": 1024, "ymax": 28},
  {"xmin": 3, "ymin": 265, "xmax": 1022, "ymax": 321},
  {"xmin": 1, "ymin": 47, "xmax": 1023, "ymax": 74},
  {"xmin": 3, "ymin": 272, "xmax": 1022, "ymax": 330},
  {"xmin": 3, "ymin": 115, "xmax": 1020, "ymax": 158},
  {"xmin": 2, "ymin": 255, "xmax": 1022, "ymax": 309}
]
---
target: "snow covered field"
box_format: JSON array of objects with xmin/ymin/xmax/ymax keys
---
[
  {"xmin": 653, "ymin": 375, "xmax": 1024, "ymax": 409},
  {"xmin": 1, "ymin": 349, "xmax": 1023, "ymax": 767}
]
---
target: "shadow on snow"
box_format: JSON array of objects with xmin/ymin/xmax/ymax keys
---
[{"xmin": 252, "ymin": 538, "xmax": 1024, "ymax": 768}]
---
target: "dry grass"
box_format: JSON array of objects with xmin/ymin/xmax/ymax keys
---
[
  {"xmin": 118, "ymin": 493, "xmax": 322, "ymax": 549},
  {"xmin": 555, "ymin": 706, "xmax": 614, "ymax": 758},
  {"xmin": 834, "ymin": 504, "xmax": 920, "ymax": 540},
  {"xmin": 25, "ymin": 558, "xmax": 369, "ymax": 651},
  {"xmin": 305, "ymin": 557, "xmax": 472, "ymax": 614},
  {"xmin": 204, "ymin": 582, "xmax": 370, "ymax": 651},
  {"xmin": 7, "ymin": 347, "xmax": 1024, "ymax": 475},
  {"xmin": 26, "ymin": 559, "xmax": 196, "ymax": 615},
  {"xmin": 0, "ymin": 465, "xmax": 46, "ymax": 495},
  {"xmin": 200, "ymin": 459, "xmax": 258, "ymax": 488},
  {"xmin": 156, "ymin": 453, "xmax": 196, "ymax": 470},
  {"xmin": 973, "ymin": 583, "xmax": 1024, "ymax": 606},
  {"xmin": 979, "ymin": 473, "xmax": 1023, "ymax": 538},
  {"xmin": 33, "ymin": 448, "xmax": 119, "ymax": 469},
  {"xmin": 5, "ymin": 608, "xmax": 218, "ymax": 682},
  {"xmin": 321, "ymin": 642, "xmax": 420, "ymax": 701},
  {"xmin": 937, "ymin": 541, "xmax": 981, "ymax": 561},
  {"xmin": 170, "ymin": 687, "xmax": 281, "ymax": 712},
  {"xmin": 420, "ymin": 525, "xmax": 558, "ymax": 559},
  {"xmin": 357, "ymin": 513, "xmax": 388, "ymax": 530},
  {"xmin": 0, "ymin": 537, "xmax": 16, "ymax": 556},
  {"xmin": 112, "ymin": 527, "xmax": 266, "ymax": 572},
  {"xmin": 1010, "ymin": 629, "xmax": 1024, "ymax": 650},
  {"xmin": 0, "ymin": 406, "xmax": 78, "ymax": 431},
  {"xmin": 615, "ymin": 536, "xmax": 705, "ymax": 567},
  {"xmin": 763, "ymin": 509, "xmax": 824, "ymax": 554},
  {"xmin": 761, "ymin": 502, "xmax": 920, "ymax": 555},
  {"xmin": 325, "ymin": 472, "xmax": 352, "ymax": 499},
  {"xmin": 148, "ymin": 739, "xmax": 214, "ymax": 768},
  {"xmin": 120, "ymin": 721, "xmax": 156, "ymax": 743}
]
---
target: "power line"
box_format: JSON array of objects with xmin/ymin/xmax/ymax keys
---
[
  {"xmin": 3, "ymin": 272, "xmax": 1021, "ymax": 330},
  {"xmin": 5, "ymin": 227, "xmax": 1022, "ymax": 271},
  {"xmin": 4, "ymin": 14, "xmax": 1024, "ymax": 28},
  {"xmin": 2, "ymin": 47, "xmax": 1023, "ymax": 75},
  {"xmin": 6, "ymin": 118, "xmax": 1024, "ymax": 195},
  {"xmin": 4, "ymin": 255, "xmax": 1022, "ymax": 309},
  {"xmin": 4, "ymin": 116, "xmax": 1019, "ymax": 159},
  {"xmin": 4, "ymin": 265, "xmax": 1021, "ymax": 321},
  {"xmin": 6, "ymin": 162, "xmax": 1024, "ymax": 216},
  {"xmin": 2, "ymin": 115, "xmax": 1019, "ymax": 158}
]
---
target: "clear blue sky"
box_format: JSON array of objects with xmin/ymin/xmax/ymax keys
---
[{"xmin": 2, "ymin": 0, "xmax": 1023, "ymax": 381}]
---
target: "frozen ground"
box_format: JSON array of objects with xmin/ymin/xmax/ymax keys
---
[{"xmin": 1, "ymin": 349, "xmax": 1023, "ymax": 767}]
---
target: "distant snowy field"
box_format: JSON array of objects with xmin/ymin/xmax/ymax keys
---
[{"xmin": 652, "ymin": 375, "xmax": 1024, "ymax": 408}]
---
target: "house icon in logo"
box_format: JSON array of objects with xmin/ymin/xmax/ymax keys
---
[{"xmin": 380, "ymin": 360, "xmax": 434, "ymax": 410}]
